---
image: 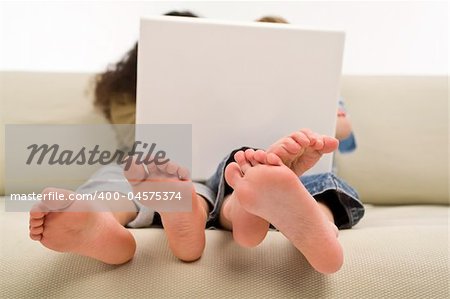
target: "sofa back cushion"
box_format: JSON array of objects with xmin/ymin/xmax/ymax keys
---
[
  {"xmin": 1, "ymin": 72, "xmax": 448, "ymax": 205},
  {"xmin": 337, "ymin": 76, "xmax": 448, "ymax": 205},
  {"xmin": 0, "ymin": 72, "xmax": 107, "ymax": 195}
]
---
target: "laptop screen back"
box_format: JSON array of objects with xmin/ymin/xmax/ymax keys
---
[{"xmin": 137, "ymin": 17, "xmax": 344, "ymax": 180}]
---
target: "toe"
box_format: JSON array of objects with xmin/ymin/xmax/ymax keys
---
[
  {"xmin": 30, "ymin": 232, "xmax": 42, "ymax": 241},
  {"xmin": 267, "ymin": 140, "xmax": 289, "ymax": 157},
  {"xmin": 282, "ymin": 137, "xmax": 301, "ymax": 154},
  {"xmin": 234, "ymin": 151, "xmax": 252, "ymax": 173},
  {"xmin": 123, "ymin": 157, "xmax": 147, "ymax": 185},
  {"xmin": 40, "ymin": 188, "xmax": 75, "ymax": 211},
  {"xmin": 266, "ymin": 153, "xmax": 283, "ymax": 166},
  {"xmin": 30, "ymin": 204, "xmax": 48, "ymax": 219},
  {"xmin": 224, "ymin": 162, "xmax": 244, "ymax": 188},
  {"xmin": 30, "ymin": 225, "xmax": 44, "ymax": 235},
  {"xmin": 234, "ymin": 151, "xmax": 246, "ymax": 165},
  {"xmin": 244, "ymin": 149, "xmax": 258, "ymax": 166},
  {"xmin": 156, "ymin": 158, "xmax": 171, "ymax": 173},
  {"xmin": 165, "ymin": 161, "xmax": 179, "ymax": 176},
  {"xmin": 177, "ymin": 166, "xmax": 191, "ymax": 180},
  {"xmin": 313, "ymin": 135, "xmax": 325, "ymax": 150},
  {"xmin": 30, "ymin": 218, "xmax": 44, "ymax": 228},
  {"xmin": 301, "ymin": 129, "xmax": 318, "ymax": 146},
  {"xmin": 253, "ymin": 150, "xmax": 267, "ymax": 164},
  {"xmin": 321, "ymin": 136, "xmax": 339, "ymax": 153},
  {"xmin": 291, "ymin": 131, "xmax": 310, "ymax": 148},
  {"xmin": 303, "ymin": 130, "xmax": 325, "ymax": 151},
  {"xmin": 146, "ymin": 161, "xmax": 159, "ymax": 178}
]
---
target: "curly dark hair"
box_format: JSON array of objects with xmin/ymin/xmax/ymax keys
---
[
  {"xmin": 256, "ymin": 15, "xmax": 289, "ymax": 24},
  {"xmin": 94, "ymin": 11, "xmax": 199, "ymax": 120}
]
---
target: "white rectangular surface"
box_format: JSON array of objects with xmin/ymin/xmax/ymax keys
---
[{"xmin": 137, "ymin": 16, "xmax": 344, "ymax": 180}]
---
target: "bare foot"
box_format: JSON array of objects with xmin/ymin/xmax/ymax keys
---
[
  {"xmin": 222, "ymin": 129, "xmax": 337, "ymax": 248},
  {"xmin": 124, "ymin": 158, "xmax": 208, "ymax": 262},
  {"xmin": 226, "ymin": 155, "xmax": 343, "ymax": 274},
  {"xmin": 267, "ymin": 129, "xmax": 339, "ymax": 176},
  {"xmin": 222, "ymin": 149, "xmax": 282, "ymax": 247},
  {"xmin": 29, "ymin": 188, "xmax": 136, "ymax": 265}
]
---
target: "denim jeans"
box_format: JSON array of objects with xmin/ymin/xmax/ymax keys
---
[
  {"xmin": 204, "ymin": 147, "xmax": 365, "ymax": 229},
  {"xmin": 77, "ymin": 147, "xmax": 365, "ymax": 229}
]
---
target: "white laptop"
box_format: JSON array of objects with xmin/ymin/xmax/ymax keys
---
[{"xmin": 137, "ymin": 16, "xmax": 345, "ymax": 180}]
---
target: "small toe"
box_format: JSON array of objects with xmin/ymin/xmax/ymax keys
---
[
  {"xmin": 123, "ymin": 157, "xmax": 147, "ymax": 185},
  {"xmin": 321, "ymin": 136, "xmax": 339, "ymax": 153},
  {"xmin": 40, "ymin": 188, "xmax": 75, "ymax": 211},
  {"xmin": 234, "ymin": 151, "xmax": 252, "ymax": 173},
  {"xmin": 156, "ymin": 159, "xmax": 170, "ymax": 173},
  {"xmin": 30, "ymin": 233, "xmax": 42, "ymax": 241},
  {"xmin": 30, "ymin": 205, "xmax": 47, "ymax": 219},
  {"xmin": 30, "ymin": 225, "xmax": 44, "ymax": 235},
  {"xmin": 313, "ymin": 135, "xmax": 324, "ymax": 150},
  {"xmin": 291, "ymin": 131, "xmax": 310, "ymax": 148},
  {"xmin": 301, "ymin": 129, "xmax": 317, "ymax": 146},
  {"xmin": 177, "ymin": 166, "xmax": 191, "ymax": 180},
  {"xmin": 266, "ymin": 153, "xmax": 283, "ymax": 166},
  {"xmin": 244, "ymin": 149, "xmax": 258, "ymax": 166},
  {"xmin": 165, "ymin": 162, "xmax": 179, "ymax": 175},
  {"xmin": 282, "ymin": 137, "xmax": 301, "ymax": 154},
  {"xmin": 253, "ymin": 150, "xmax": 267, "ymax": 164},
  {"xmin": 30, "ymin": 218, "xmax": 44, "ymax": 228},
  {"xmin": 224, "ymin": 162, "xmax": 244, "ymax": 188},
  {"xmin": 234, "ymin": 151, "xmax": 246, "ymax": 165}
]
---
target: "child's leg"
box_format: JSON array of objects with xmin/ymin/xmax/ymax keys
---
[
  {"xmin": 123, "ymin": 160, "xmax": 209, "ymax": 262},
  {"xmin": 29, "ymin": 188, "xmax": 137, "ymax": 265},
  {"xmin": 226, "ymin": 152, "xmax": 343, "ymax": 274}
]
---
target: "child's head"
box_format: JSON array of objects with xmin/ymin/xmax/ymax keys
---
[
  {"xmin": 256, "ymin": 15, "xmax": 289, "ymax": 24},
  {"xmin": 94, "ymin": 12, "xmax": 288, "ymax": 124},
  {"xmin": 94, "ymin": 11, "xmax": 199, "ymax": 124}
]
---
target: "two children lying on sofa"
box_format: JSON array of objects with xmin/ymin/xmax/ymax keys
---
[{"xmin": 28, "ymin": 11, "xmax": 364, "ymax": 274}]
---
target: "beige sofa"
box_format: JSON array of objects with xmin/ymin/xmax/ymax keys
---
[{"xmin": 0, "ymin": 72, "xmax": 448, "ymax": 298}]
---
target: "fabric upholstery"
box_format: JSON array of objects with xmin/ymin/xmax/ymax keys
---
[
  {"xmin": 1, "ymin": 73, "xmax": 448, "ymax": 297},
  {"xmin": 1, "ymin": 197, "xmax": 448, "ymax": 298},
  {"xmin": 1, "ymin": 72, "xmax": 448, "ymax": 205},
  {"xmin": 337, "ymin": 76, "xmax": 449, "ymax": 205}
]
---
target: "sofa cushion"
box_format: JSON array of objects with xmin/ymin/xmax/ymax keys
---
[
  {"xmin": 338, "ymin": 76, "xmax": 448, "ymax": 205},
  {"xmin": 1, "ymin": 197, "xmax": 448, "ymax": 298}
]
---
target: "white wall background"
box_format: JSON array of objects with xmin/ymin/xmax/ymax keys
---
[{"xmin": 0, "ymin": 0, "xmax": 448, "ymax": 74}]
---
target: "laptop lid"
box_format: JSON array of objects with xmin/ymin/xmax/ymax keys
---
[{"xmin": 137, "ymin": 16, "xmax": 344, "ymax": 180}]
